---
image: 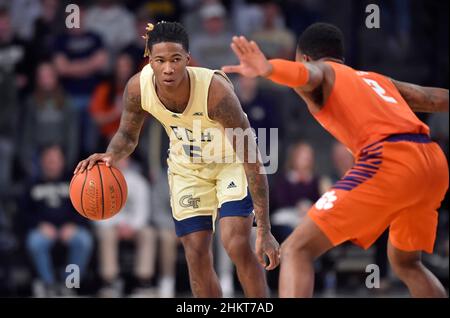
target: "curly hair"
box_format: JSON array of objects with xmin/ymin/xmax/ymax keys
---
[{"xmin": 143, "ymin": 21, "xmax": 189, "ymax": 57}]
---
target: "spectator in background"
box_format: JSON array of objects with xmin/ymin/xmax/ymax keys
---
[
  {"xmin": 271, "ymin": 142, "xmax": 331, "ymax": 242},
  {"xmin": 250, "ymin": 1, "xmax": 296, "ymax": 59},
  {"xmin": 230, "ymin": 0, "xmax": 264, "ymax": 37},
  {"xmin": 269, "ymin": 141, "xmax": 332, "ymax": 294},
  {"xmin": 31, "ymin": 0, "xmax": 65, "ymax": 62},
  {"xmin": 237, "ymin": 76, "xmax": 281, "ymax": 135},
  {"xmin": 149, "ymin": 172, "xmax": 178, "ymax": 298},
  {"xmin": 144, "ymin": 0, "xmax": 182, "ymax": 22},
  {"xmin": 281, "ymin": 0, "xmax": 324, "ymax": 38},
  {"xmin": 21, "ymin": 62, "xmax": 78, "ymax": 178},
  {"xmin": 23, "ymin": 145, "xmax": 93, "ymax": 297},
  {"xmin": 147, "ymin": 118, "xmax": 178, "ymax": 298},
  {"xmin": 53, "ymin": 4, "xmax": 108, "ymax": 156},
  {"xmin": 85, "ymin": 0, "xmax": 136, "ymax": 67},
  {"xmin": 0, "ymin": 63, "xmax": 18, "ymax": 193},
  {"xmin": 96, "ymin": 157, "xmax": 154, "ymax": 298},
  {"xmin": 123, "ymin": 5, "xmax": 152, "ymax": 70},
  {"xmin": 236, "ymin": 75, "xmax": 282, "ymax": 183},
  {"xmin": 189, "ymin": 2, "xmax": 236, "ymax": 69},
  {"xmin": 182, "ymin": 0, "xmax": 217, "ymax": 36},
  {"xmin": 0, "ymin": 200, "xmax": 17, "ymax": 295},
  {"xmin": 0, "ymin": 6, "xmax": 34, "ymax": 96},
  {"xmin": 5, "ymin": 0, "xmax": 41, "ymax": 41},
  {"xmin": 90, "ymin": 53, "xmax": 136, "ymax": 151}
]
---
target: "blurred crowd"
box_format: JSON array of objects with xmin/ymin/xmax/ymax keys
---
[{"xmin": 0, "ymin": 0, "xmax": 448, "ymax": 297}]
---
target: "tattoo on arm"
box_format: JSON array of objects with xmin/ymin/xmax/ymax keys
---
[
  {"xmin": 209, "ymin": 79, "xmax": 271, "ymax": 231},
  {"xmin": 106, "ymin": 73, "xmax": 146, "ymax": 160},
  {"xmin": 392, "ymin": 79, "xmax": 449, "ymax": 113}
]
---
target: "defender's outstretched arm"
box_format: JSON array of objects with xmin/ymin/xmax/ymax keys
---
[
  {"xmin": 222, "ymin": 36, "xmax": 323, "ymax": 92},
  {"xmin": 392, "ymin": 79, "xmax": 449, "ymax": 113}
]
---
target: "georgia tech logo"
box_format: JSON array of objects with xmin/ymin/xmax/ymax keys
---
[{"xmin": 179, "ymin": 195, "xmax": 201, "ymax": 209}]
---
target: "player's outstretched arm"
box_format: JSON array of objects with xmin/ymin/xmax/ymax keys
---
[
  {"xmin": 74, "ymin": 73, "xmax": 146, "ymax": 174},
  {"xmin": 222, "ymin": 36, "xmax": 323, "ymax": 91},
  {"xmin": 392, "ymin": 79, "xmax": 449, "ymax": 113},
  {"xmin": 208, "ymin": 75, "xmax": 280, "ymax": 270}
]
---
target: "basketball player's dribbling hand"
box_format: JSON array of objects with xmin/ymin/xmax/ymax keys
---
[
  {"xmin": 221, "ymin": 36, "xmax": 273, "ymax": 78},
  {"xmin": 256, "ymin": 230, "xmax": 280, "ymax": 270},
  {"xmin": 73, "ymin": 153, "xmax": 117, "ymax": 175}
]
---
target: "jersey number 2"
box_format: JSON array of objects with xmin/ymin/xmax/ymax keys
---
[{"xmin": 363, "ymin": 79, "xmax": 398, "ymax": 104}]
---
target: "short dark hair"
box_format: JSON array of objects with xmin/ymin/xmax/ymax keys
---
[
  {"xmin": 297, "ymin": 23, "xmax": 344, "ymax": 61},
  {"xmin": 144, "ymin": 21, "xmax": 189, "ymax": 56}
]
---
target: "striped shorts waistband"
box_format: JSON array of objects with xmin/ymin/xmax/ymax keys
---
[{"xmin": 383, "ymin": 133, "xmax": 431, "ymax": 143}]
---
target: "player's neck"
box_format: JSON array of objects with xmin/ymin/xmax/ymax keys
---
[{"xmin": 155, "ymin": 70, "xmax": 191, "ymax": 111}]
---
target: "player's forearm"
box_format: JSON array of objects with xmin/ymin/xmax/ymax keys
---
[
  {"xmin": 106, "ymin": 130, "xmax": 138, "ymax": 161},
  {"xmin": 243, "ymin": 161, "xmax": 271, "ymax": 232},
  {"xmin": 265, "ymin": 59, "xmax": 310, "ymax": 88},
  {"xmin": 106, "ymin": 73, "xmax": 145, "ymax": 161}
]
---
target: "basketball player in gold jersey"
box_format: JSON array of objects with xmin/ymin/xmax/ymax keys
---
[{"xmin": 74, "ymin": 22, "xmax": 280, "ymax": 297}]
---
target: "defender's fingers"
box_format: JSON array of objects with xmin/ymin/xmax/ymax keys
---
[
  {"xmin": 249, "ymin": 41, "xmax": 260, "ymax": 54},
  {"xmin": 231, "ymin": 42, "xmax": 245, "ymax": 59},
  {"xmin": 239, "ymin": 36, "xmax": 255, "ymax": 54},
  {"xmin": 235, "ymin": 36, "xmax": 249, "ymax": 54}
]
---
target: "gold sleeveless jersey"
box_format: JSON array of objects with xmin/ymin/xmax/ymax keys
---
[
  {"xmin": 140, "ymin": 65, "xmax": 250, "ymax": 221},
  {"xmin": 140, "ymin": 65, "xmax": 237, "ymax": 174}
]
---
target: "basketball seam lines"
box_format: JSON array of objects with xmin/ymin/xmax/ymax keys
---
[
  {"xmin": 109, "ymin": 167, "xmax": 123, "ymax": 211},
  {"xmin": 80, "ymin": 171, "xmax": 88, "ymax": 218},
  {"xmin": 97, "ymin": 165, "xmax": 105, "ymax": 219}
]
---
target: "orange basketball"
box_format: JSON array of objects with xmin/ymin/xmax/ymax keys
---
[{"xmin": 69, "ymin": 162, "xmax": 128, "ymax": 220}]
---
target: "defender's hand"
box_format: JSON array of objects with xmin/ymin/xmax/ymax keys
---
[
  {"xmin": 74, "ymin": 153, "xmax": 116, "ymax": 174},
  {"xmin": 255, "ymin": 229, "xmax": 280, "ymax": 270},
  {"xmin": 222, "ymin": 36, "xmax": 273, "ymax": 78}
]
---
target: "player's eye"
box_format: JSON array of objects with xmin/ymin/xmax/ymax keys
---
[{"xmin": 173, "ymin": 58, "xmax": 180, "ymax": 63}]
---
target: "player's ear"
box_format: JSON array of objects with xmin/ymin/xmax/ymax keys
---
[
  {"xmin": 186, "ymin": 53, "xmax": 191, "ymax": 64},
  {"xmin": 148, "ymin": 58, "xmax": 156, "ymax": 70}
]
